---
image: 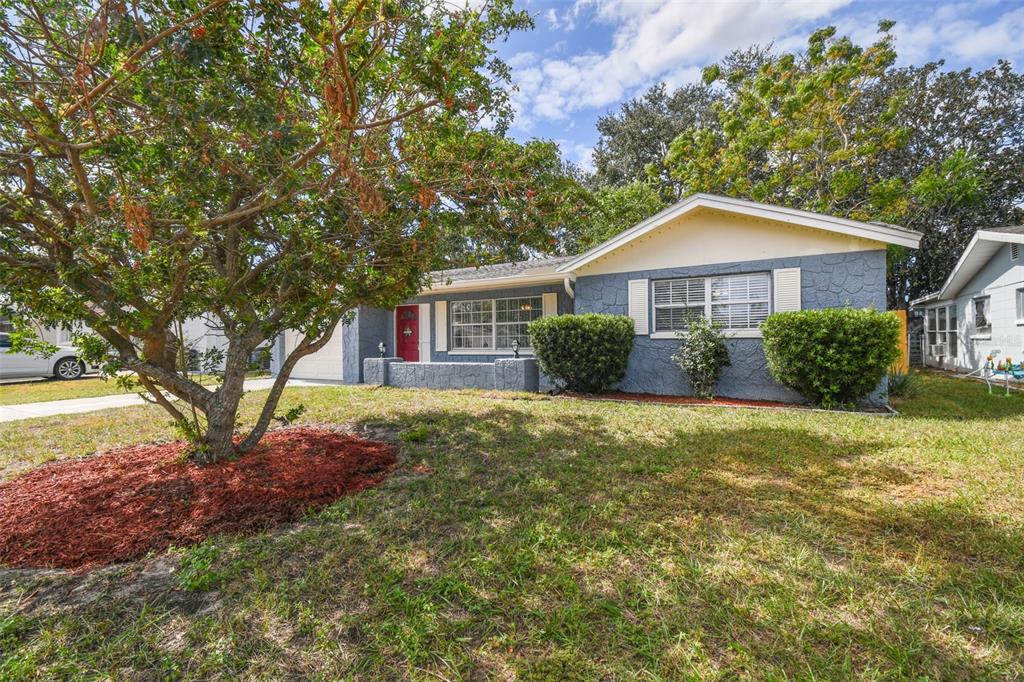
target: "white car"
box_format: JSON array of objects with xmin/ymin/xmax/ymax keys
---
[{"xmin": 0, "ymin": 332, "xmax": 96, "ymax": 380}]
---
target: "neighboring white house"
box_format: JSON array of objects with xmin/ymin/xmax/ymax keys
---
[{"xmin": 911, "ymin": 226, "xmax": 1024, "ymax": 372}]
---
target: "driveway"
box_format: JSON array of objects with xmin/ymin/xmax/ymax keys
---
[{"xmin": 0, "ymin": 377, "xmax": 324, "ymax": 422}]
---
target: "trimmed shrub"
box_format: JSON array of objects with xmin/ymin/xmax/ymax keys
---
[
  {"xmin": 529, "ymin": 314, "xmax": 634, "ymax": 393},
  {"xmin": 671, "ymin": 316, "xmax": 731, "ymax": 399},
  {"xmin": 761, "ymin": 308, "xmax": 901, "ymax": 408}
]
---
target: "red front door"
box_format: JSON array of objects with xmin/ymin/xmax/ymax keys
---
[{"xmin": 396, "ymin": 305, "xmax": 419, "ymax": 361}]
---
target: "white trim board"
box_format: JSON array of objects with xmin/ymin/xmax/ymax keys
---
[{"xmin": 938, "ymin": 229, "xmax": 1024, "ymax": 300}]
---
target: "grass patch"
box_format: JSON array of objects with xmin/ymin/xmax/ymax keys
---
[
  {"xmin": 0, "ymin": 372, "xmax": 247, "ymax": 407},
  {"xmin": 1, "ymin": 370, "xmax": 1022, "ymax": 678},
  {"xmin": 0, "ymin": 377, "xmax": 127, "ymax": 406}
]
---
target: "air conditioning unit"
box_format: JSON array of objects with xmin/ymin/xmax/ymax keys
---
[{"xmin": 929, "ymin": 344, "xmax": 947, "ymax": 357}]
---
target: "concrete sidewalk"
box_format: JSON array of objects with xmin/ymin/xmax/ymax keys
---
[{"xmin": 0, "ymin": 377, "xmax": 321, "ymax": 423}]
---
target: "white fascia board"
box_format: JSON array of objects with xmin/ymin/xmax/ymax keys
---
[
  {"xmin": 936, "ymin": 231, "xmax": 1021, "ymax": 300},
  {"xmin": 908, "ymin": 291, "xmax": 942, "ymax": 307},
  {"xmin": 556, "ymin": 193, "xmax": 923, "ymax": 273},
  {"xmin": 422, "ymin": 271, "xmax": 565, "ymax": 293}
]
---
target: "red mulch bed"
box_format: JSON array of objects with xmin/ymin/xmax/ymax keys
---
[
  {"xmin": 0, "ymin": 428, "xmax": 395, "ymax": 571},
  {"xmin": 563, "ymin": 390, "xmax": 804, "ymax": 409}
]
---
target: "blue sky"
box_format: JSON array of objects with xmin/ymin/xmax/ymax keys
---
[{"xmin": 492, "ymin": 0, "xmax": 1024, "ymax": 171}]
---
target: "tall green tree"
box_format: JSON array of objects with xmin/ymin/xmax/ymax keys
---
[
  {"xmin": 663, "ymin": 24, "xmax": 1011, "ymax": 306},
  {"xmin": 591, "ymin": 46, "xmax": 770, "ymax": 199},
  {"xmin": 565, "ymin": 180, "xmax": 666, "ymax": 253},
  {"xmin": 591, "ymin": 27, "xmax": 1023, "ymax": 305},
  {"xmin": 0, "ymin": 0, "xmax": 579, "ymax": 461},
  {"xmin": 865, "ymin": 60, "xmax": 1024, "ymax": 303},
  {"xmin": 591, "ymin": 83, "xmax": 719, "ymax": 198}
]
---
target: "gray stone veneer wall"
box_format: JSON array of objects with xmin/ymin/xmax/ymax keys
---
[
  {"xmin": 573, "ymin": 250, "xmax": 888, "ymax": 402},
  {"xmin": 363, "ymin": 357, "xmax": 540, "ymax": 392},
  {"xmin": 390, "ymin": 362, "xmax": 494, "ymax": 390}
]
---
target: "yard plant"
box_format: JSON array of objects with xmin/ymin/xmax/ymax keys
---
[
  {"xmin": 0, "ymin": 0, "xmax": 587, "ymax": 462},
  {"xmin": 761, "ymin": 307, "xmax": 901, "ymax": 408},
  {"xmin": 529, "ymin": 313, "xmax": 634, "ymax": 392},
  {"xmin": 671, "ymin": 315, "xmax": 730, "ymax": 399}
]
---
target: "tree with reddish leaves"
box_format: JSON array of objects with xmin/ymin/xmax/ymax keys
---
[{"xmin": 0, "ymin": 0, "xmax": 589, "ymax": 461}]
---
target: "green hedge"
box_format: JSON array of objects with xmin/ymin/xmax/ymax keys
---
[
  {"xmin": 528, "ymin": 314, "xmax": 634, "ymax": 393},
  {"xmin": 761, "ymin": 308, "xmax": 901, "ymax": 408}
]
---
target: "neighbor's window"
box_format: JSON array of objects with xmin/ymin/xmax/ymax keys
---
[
  {"xmin": 654, "ymin": 273, "xmax": 770, "ymax": 333},
  {"xmin": 973, "ymin": 296, "xmax": 991, "ymax": 332},
  {"xmin": 948, "ymin": 305, "xmax": 958, "ymax": 358},
  {"xmin": 1017, "ymin": 288, "xmax": 1024, "ymax": 324},
  {"xmin": 450, "ymin": 296, "xmax": 543, "ymax": 351}
]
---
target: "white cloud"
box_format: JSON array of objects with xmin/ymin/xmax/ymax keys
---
[
  {"xmin": 830, "ymin": 2, "xmax": 1024, "ymax": 66},
  {"xmin": 555, "ymin": 139, "xmax": 595, "ymax": 172},
  {"xmin": 510, "ymin": 0, "xmax": 853, "ymax": 130},
  {"xmin": 507, "ymin": 0, "xmax": 1024, "ymax": 148}
]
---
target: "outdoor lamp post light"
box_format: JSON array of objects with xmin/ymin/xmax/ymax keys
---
[
  {"xmin": 378, "ymin": 341, "xmax": 386, "ymax": 358},
  {"xmin": 511, "ymin": 338, "xmax": 520, "ymax": 358}
]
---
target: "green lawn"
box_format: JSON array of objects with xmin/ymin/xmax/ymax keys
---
[
  {"xmin": 1, "ymin": 371, "xmax": 1022, "ymax": 679},
  {"xmin": 0, "ymin": 372, "xmax": 268, "ymax": 406},
  {"xmin": 0, "ymin": 377, "xmax": 129, "ymax": 406}
]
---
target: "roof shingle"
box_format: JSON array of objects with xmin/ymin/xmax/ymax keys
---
[{"xmin": 431, "ymin": 256, "xmax": 573, "ymax": 283}]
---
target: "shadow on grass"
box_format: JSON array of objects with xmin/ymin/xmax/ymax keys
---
[{"xmin": 3, "ymin": 399, "xmax": 1022, "ymax": 679}]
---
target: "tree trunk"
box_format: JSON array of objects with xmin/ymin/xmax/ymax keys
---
[{"xmin": 196, "ymin": 343, "xmax": 249, "ymax": 463}]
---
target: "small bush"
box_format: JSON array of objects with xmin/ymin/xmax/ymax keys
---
[
  {"xmin": 886, "ymin": 370, "xmax": 919, "ymax": 399},
  {"xmin": 529, "ymin": 314, "xmax": 634, "ymax": 393},
  {"xmin": 672, "ymin": 317, "xmax": 731, "ymax": 399},
  {"xmin": 761, "ymin": 308, "xmax": 901, "ymax": 409}
]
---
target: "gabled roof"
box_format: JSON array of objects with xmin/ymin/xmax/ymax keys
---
[
  {"xmin": 937, "ymin": 226, "xmax": 1024, "ymax": 300},
  {"xmin": 426, "ymin": 256, "xmax": 573, "ymax": 292},
  {"xmin": 556, "ymin": 193, "xmax": 922, "ymax": 273}
]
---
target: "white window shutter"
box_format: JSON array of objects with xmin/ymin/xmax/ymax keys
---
[
  {"xmin": 628, "ymin": 279, "xmax": 649, "ymax": 335},
  {"xmin": 542, "ymin": 292, "xmax": 558, "ymax": 317},
  {"xmin": 773, "ymin": 268, "xmax": 801, "ymax": 313},
  {"xmin": 434, "ymin": 300, "xmax": 447, "ymax": 352},
  {"xmin": 418, "ymin": 303, "xmax": 431, "ymax": 362}
]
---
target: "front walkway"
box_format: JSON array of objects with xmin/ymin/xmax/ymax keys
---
[{"xmin": 0, "ymin": 377, "xmax": 320, "ymax": 423}]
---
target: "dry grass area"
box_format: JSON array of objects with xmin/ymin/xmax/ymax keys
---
[{"xmin": 1, "ymin": 371, "xmax": 1022, "ymax": 679}]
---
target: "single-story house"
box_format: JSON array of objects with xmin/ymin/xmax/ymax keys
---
[
  {"xmin": 272, "ymin": 193, "xmax": 921, "ymax": 402},
  {"xmin": 910, "ymin": 226, "xmax": 1024, "ymax": 372}
]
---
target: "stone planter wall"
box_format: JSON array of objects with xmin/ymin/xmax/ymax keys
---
[{"xmin": 362, "ymin": 357, "xmax": 539, "ymax": 392}]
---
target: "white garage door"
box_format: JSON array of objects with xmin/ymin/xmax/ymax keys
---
[{"xmin": 283, "ymin": 321, "xmax": 344, "ymax": 381}]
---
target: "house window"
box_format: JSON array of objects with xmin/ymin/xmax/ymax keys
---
[
  {"xmin": 948, "ymin": 305, "xmax": 958, "ymax": 358},
  {"xmin": 653, "ymin": 278, "xmax": 705, "ymax": 332},
  {"xmin": 1017, "ymin": 288, "xmax": 1024, "ymax": 324},
  {"xmin": 927, "ymin": 308, "xmax": 937, "ymax": 346},
  {"xmin": 653, "ymin": 272, "xmax": 770, "ymax": 333},
  {"xmin": 973, "ymin": 296, "xmax": 991, "ymax": 332},
  {"xmin": 450, "ymin": 296, "xmax": 543, "ymax": 351}
]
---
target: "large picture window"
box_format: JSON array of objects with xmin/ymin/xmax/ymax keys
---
[
  {"xmin": 654, "ymin": 273, "xmax": 770, "ymax": 333},
  {"xmin": 450, "ymin": 296, "xmax": 543, "ymax": 351}
]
